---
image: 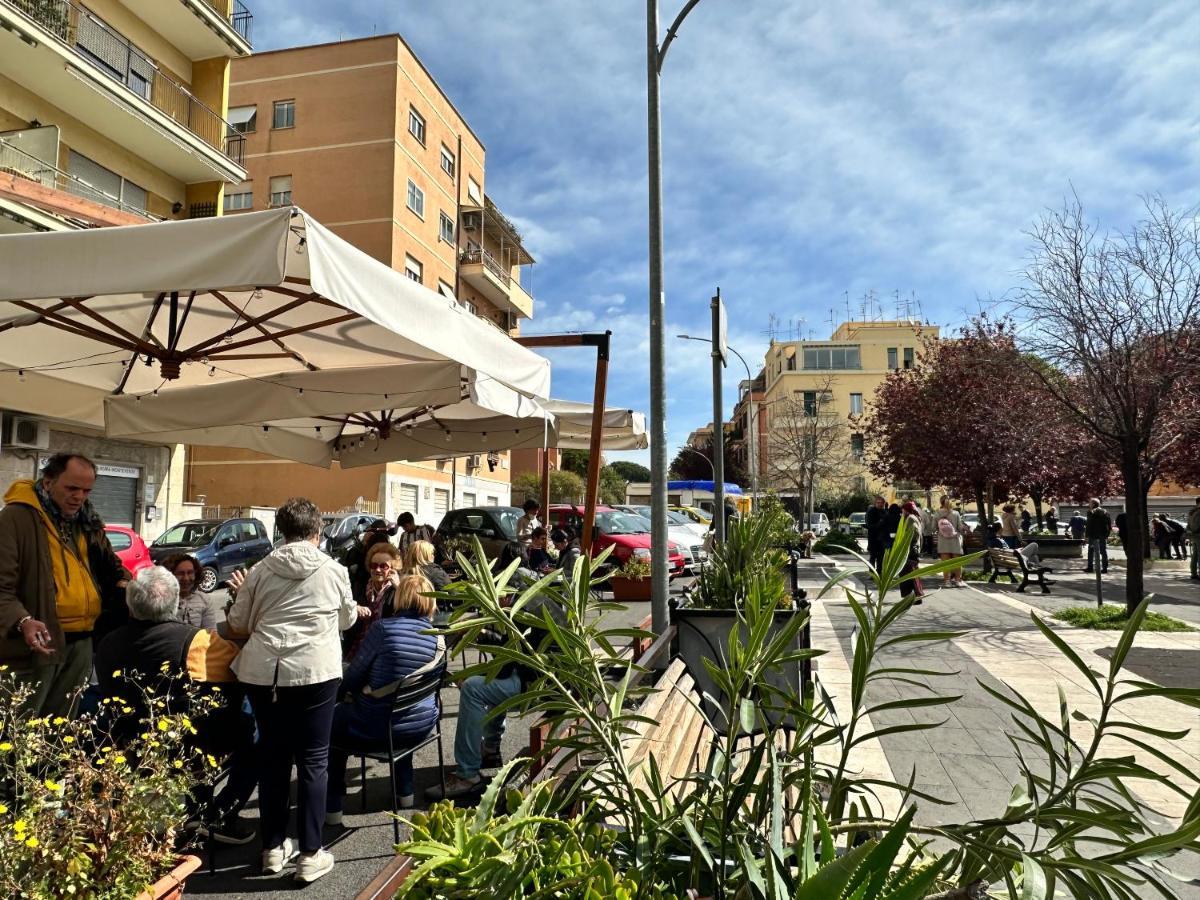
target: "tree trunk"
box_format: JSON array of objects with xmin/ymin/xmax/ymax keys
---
[
  {"xmin": 1120, "ymin": 454, "xmax": 1146, "ymax": 616},
  {"xmin": 974, "ymin": 481, "xmax": 989, "ymax": 572},
  {"xmin": 1032, "ymin": 490, "xmax": 1044, "ymax": 530},
  {"xmin": 1142, "ymin": 488, "xmax": 1152, "ymax": 560}
]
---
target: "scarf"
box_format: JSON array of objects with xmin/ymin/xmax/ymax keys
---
[{"xmin": 34, "ymin": 479, "xmax": 105, "ymax": 547}]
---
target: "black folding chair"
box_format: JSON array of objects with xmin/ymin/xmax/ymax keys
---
[{"xmin": 338, "ymin": 658, "xmax": 448, "ymax": 844}]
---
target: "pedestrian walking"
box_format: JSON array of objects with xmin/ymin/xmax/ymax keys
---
[
  {"xmin": 1163, "ymin": 514, "xmax": 1187, "ymax": 559},
  {"xmin": 0, "ymin": 453, "xmax": 130, "ymax": 718},
  {"xmin": 1187, "ymin": 498, "xmax": 1200, "ymax": 581},
  {"xmin": 899, "ymin": 502, "xmax": 925, "ymax": 604},
  {"xmin": 1069, "ymin": 511, "xmax": 1087, "ymax": 541},
  {"xmin": 999, "ymin": 504, "xmax": 1021, "ymax": 549},
  {"xmin": 865, "ymin": 495, "xmax": 887, "ymax": 572},
  {"xmin": 1084, "ymin": 500, "xmax": 1111, "ymax": 574},
  {"xmin": 225, "ymin": 497, "xmax": 357, "ymax": 884},
  {"xmin": 935, "ymin": 495, "xmax": 966, "ymax": 588},
  {"xmin": 919, "ymin": 501, "xmax": 937, "ymax": 558}
]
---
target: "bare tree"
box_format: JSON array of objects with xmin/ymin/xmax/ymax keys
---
[
  {"xmin": 763, "ymin": 376, "xmax": 863, "ymax": 518},
  {"xmin": 1014, "ymin": 196, "xmax": 1200, "ymax": 614}
]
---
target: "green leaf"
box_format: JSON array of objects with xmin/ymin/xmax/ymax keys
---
[
  {"xmin": 1031, "ymin": 610, "xmax": 1102, "ymax": 696},
  {"xmin": 792, "ymin": 835, "xmax": 877, "ymax": 900},
  {"xmin": 1020, "ymin": 853, "xmax": 1049, "ymax": 900},
  {"xmin": 1107, "ymin": 597, "xmax": 1151, "ymax": 680},
  {"xmin": 739, "ymin": 696, "xmax": 756, "ymax": 734}
]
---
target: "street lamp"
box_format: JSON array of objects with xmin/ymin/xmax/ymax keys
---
[
  {"xmin": 678, "ymin": 334, "xmax": 758, "ymax": 507},
  {"xmin": 647, "ymin": 0, "xmax": 709, "ymax": 635},
  {"xmin": 677, "ymin": 443, "xmax": 716, "ymax": 478}
]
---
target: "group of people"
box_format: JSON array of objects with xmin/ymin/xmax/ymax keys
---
[
  {"xmin": 864, "ymin": 494, "xmax": 972, "ymax": 601},
  {"xmin": 0, "ymin": 454, "xmax": 589, "ymax": 884}
]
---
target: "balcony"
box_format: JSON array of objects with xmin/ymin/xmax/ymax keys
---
[
  {"xmin": 0, "ymin": 136, "xmax": 158, "ymax": 229},
  {"xmin": 459, "ymin": 246, "xmax": 534, "ymax": 319},
  {"xmin": 119, "ymin": 0, "xmax": 252, "ymax": 58},
  {"xmin": 0, "ymin": 0, "xmax": 247, "ymax": 184}
]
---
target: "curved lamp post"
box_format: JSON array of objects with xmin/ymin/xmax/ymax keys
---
[{"xmin": 648, "ymin": 0, "xmax": 708, "ymax": 635}]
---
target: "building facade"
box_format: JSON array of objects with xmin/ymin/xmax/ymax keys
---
[
  {"xmin": 0, "ymin": 0, "xmax": 250, "ymax": 537},
  {"xmin": 759, "ymin": 320, "xmax": 939, "ymax": 500},
  {"xmin": 185, "ymin": 35, "xmax": 537, "ymax": 524}
]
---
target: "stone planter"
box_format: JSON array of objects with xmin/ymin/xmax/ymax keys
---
[
  {"xmin": 672, "ymin": 602, "xmax": 806, "ymax": 730},
  {"xmin": 610, "ymin": 576, "xmax": 653, "ymax": 601},
  {"xmin": 135, "ymin": 855, "xmax": 201, "ymax": 900},
  {"xmin": 1020, "ymin": 537, "xmax": 1085, "ymax": 559}
]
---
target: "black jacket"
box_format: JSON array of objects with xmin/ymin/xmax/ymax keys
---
[{"xmin": 1085, "ymin": 508, "xmax": 1112, "ymax": 541}]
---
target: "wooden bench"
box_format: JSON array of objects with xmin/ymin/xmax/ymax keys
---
[{"xmin": 988, "ymin": 548, "xmax": 1053, "ymax": 594}]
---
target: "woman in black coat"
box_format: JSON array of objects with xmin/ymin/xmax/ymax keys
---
[{"xmin": 865, "ymin": 495, "xmax": 887, "ymax": 572}]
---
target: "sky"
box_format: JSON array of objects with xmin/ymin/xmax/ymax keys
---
[{"xmin": 251, "ymin": 1, "xmax": 1199, "ymax": 468}]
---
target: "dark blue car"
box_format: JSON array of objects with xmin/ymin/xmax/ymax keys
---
[{"xmin": 149, "ymin": 517, "xmax": 273, "ymax": 592}]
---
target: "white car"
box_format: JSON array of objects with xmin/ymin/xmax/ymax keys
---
[
  {"xmin": 619, "ymin": 505, "xmax": 709, "ymax": 573},
  {"xmin": 802, "ymin": 513, "xmax": 831, "ymax": 537}
]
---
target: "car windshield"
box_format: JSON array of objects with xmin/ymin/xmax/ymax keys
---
[
  {"xmin": 850, "ymin": 513, "xmax": 866, "ymax": 523},
  {"xmin": 595, "ymin": 510, "xmax": 650, "ymax": 535},
  {"xmin": 493, "ymin": 510, "xmax": 520, "ymax": 538},
  {"xmin": 156, "ymin": 522, "xmax": 218, "ymax": 545},
  {"xmin": 665, "ymin": 510, "xmax": 691, "ymax": 526}
]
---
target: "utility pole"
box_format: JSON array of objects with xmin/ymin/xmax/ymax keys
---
[{"xmin": 711, "ymin": 289, "xmax": 726, "ymax": 543}]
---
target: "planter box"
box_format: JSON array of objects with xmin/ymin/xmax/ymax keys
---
[
  {"xmin": 1021, "ymin": 537, "xmax": 1085, "ymax": 559},
  {"xmin": 355, "ymin": 855, "xmax": 416, "ymax": 899},
  {"xmin": 672, "ymin": 603, "xmax": 806, "ymax": 730},
  {"xmin": 610, "ymin": 576, "xmax": 652, "ymax": 601},
  {"xmin": 135, "ymin": 855, "xmax": 201, "ymax": 900}
]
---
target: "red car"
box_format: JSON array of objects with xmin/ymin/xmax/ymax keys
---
[
  {"xmin": 547, "ymin": 505, "xmax": 685, "ymax": 576},
  {"xmin": 105, "ymin": 525, "xmax": 153, "ymax": 576}
]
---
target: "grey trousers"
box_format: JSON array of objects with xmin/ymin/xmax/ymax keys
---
[{"xmin": 17, "ymin": 636, "xmax": 92, "ymax": 719}]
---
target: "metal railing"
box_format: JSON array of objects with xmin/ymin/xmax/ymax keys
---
[
  {"xmin": 197, "ymin": 0, "xmax": 252, "ymax": 43},
  {"xmin": 4, "ymin": 0, "xmax": 241, "ymax": 163},
  {"xmin": 0, "ymin": 136, "xmax": 158, "ymax": 220},
  {"xmin": 460, "ymin": 245, "xmax": 512, "ymax": 287}
]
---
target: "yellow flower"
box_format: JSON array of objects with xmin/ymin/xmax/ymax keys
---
[
  {"xmin": 113, "ymin": 755, "xmax": 126, "ymax": 765},
  {"xmin": 157, "ymin": 718, "xmax": 169, "ymax": 732},
  {"xmin": 52, "ymin": 717, "xmax": 65, "ymax": 726},
  {"xmin": 111, "ymin": 669, "xmax": 122, "ymax": 677},
  {"xmin": 149, "ymin": 740, "xmax": 161, "ymax": 748},
  {"xmin": 63, "ymin": 736, "xmax": 75, "ymax": 745},
  {"xmin": 0, "ymin": 742, "xmax": 12, "ymax": 751},
  {"xmin": 172, "ymin": 760, "xmax": 183, "ymax": 769},
  {"xmin": 101, "ymin": 747, "xmax": 113, "ymax": 754},
  {"xmin": 121, "ymin": 706, "xmax": 133, "ymax": 714},
  {"xmin": 0, "ymin": 803, "xmax": 7, "ymax": 814},
  {"xmin": 205, "ymin": 754, "xmax": 218, "ymax": 768},
  {"xmin": 44, "ymin": 779, "xmax": 62, "ymax": 793},
  {"xmin": 25, "ymin": 836, "xmax": 38, "ymax": 848},
  {"xmin": 13, "ymin": 819, "xmax": 27, "ymax": 832}
]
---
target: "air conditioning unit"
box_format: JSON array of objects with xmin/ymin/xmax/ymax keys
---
[
  {"xmin": 461, "ymin": 211, "xmax": 481, "ymax": 231},
  {"xmin": 3, "ymin": 415, "xmax": 50, "ymax": 450},
  {"xmin": 467, "ymin": 454, "xmax": 482, "ymax": 470}
]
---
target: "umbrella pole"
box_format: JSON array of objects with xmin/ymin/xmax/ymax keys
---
[
  {"xmin": 540, "ymin": 422, "xmax": 551, "ymax": 526},
  {"xmin": 581, "ymin": 333, "xmax": 611, "ymax": 553}
]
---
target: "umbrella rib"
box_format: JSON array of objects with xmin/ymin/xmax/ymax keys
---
[
  {"xmin": 114, "ymin": 292, "xmax": 168, "ymax": 396},
  {"xmin": 169, "ymin": 291, "xmax": 197, "ymax": 351},
  {"xmin": 183, "ymin": 295, "xmax": 317, "ymax": 356},
  {"xmin": 202, "ymin": 313, "xmax": 359, "ymax": 357},
  {"xmin": 13, "ymin": 302, "xmax": 141, "ymax": 353},
  {"xmin": 60, "ymin": 297, "xmax": 156, "ymax": 350},
  {"xmin": 0, "ymin": 299, "xmax": 73, "ymax": 334},
  {"xmin": 210, "ymin": 291, "xmax": 318, "ymax": 371}
]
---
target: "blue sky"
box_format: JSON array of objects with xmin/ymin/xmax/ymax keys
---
[{"xmin": 252, "ymin": 1, "xmax": 1199, "ymax": 468}]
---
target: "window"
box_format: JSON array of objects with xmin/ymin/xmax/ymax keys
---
[
  {"xmin": 887, "ymin": 347, "xmax": 898, "ymax": 370},
  {"xmin": 803, "ymin": 391, "xmax": 818, "ymax": 417},
  {"xmin": 228, "ymin": 105, "xmax": 257, "ymax": 134},
  {"xmin": 903, "ymin": 347, "xmax": 914, "ymax": 369},
  {"xmin": 224, "ymin": 188, "xmax": 252, "ymax": 212},
  {"xmin": 486, "ymin": 496, "xmax": 499, "ymax": 506},
  {"xmin": 460, "ymin": 297, "xmax": 477, "ymax": 315},
  {"xmin": 851, "ymin": 433, "xmax": 865, "ymax": 459},
  {"xmin": 396, "ymin": 483, "xmax": 418, "ymax": 517},
  {"xmin": 406, "ymin": 179, "xmax": 424, "ymax": 217},
  {"xmin": 408, "ymin": 106, "xmax": 426, "ymax": 144},
  {"xmin": 433, "ymin": 488, "xmax": 450, "ymax": 516},
  {"xmin": 437, "ymin": 280, "xmax": 456, "ymax": 300},
  {"xmin": 268, "ymin": 175, "xmax": 292, "ymax": 207},
  {"xmin": 106, "ymin": 531, "xmax": 132, "ymax": 551},
  {"xmin": 404, "ymin": 254, "xmax": 423, "ymax": 284},
  {"xmin": 462, "ymin": 492, "xmax": 476, "ymax": 507},
  {"xmin": 439, "ymin": 211, "xmax": 455, "ymax": 244},
  {"xmin": 440, "ymin": 144, "xmax": 456, "ymax": 177},
  {"xmin": 802, "ymin": 345, "xmax": 861, "ymax": 370},
  {"xmin": 849, "ymin": 393, "xmax": 864, "ymax": 416},
  {"xmin": 467, "ymin": 176, "xmax": 482, "ymax": 204},
  {"xmin": 272, "ymin": 99, "xmax": 295, "ymax": 129}
]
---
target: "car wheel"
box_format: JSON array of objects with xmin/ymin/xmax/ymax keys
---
[{"xmin": 198, "ymin": 566, "xmax": 219, "ymax": 593}]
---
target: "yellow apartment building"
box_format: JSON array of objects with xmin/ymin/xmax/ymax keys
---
[
  {"xmin": 0, "ymin": 0, "xmax": 250, "ymax": 536},
  {"xmin": 185, "ymin": 35, "xmax": 537, "ymax": 525},
  {"xmin": 759, "ymin": 320, "xmax": 939, "ymax": 500}
]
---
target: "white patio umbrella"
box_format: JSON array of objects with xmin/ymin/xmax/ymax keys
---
[
  {"xmin": 544, "ymin": 399, "xmax": 648, "ymax": 451},
  {"xmin": 0, "ymin": 207, "xmax": 550, "ymax": 432}
]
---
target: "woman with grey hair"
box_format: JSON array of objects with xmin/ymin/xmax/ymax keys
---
[
  {"xmin": 226, "ymin": 497, "xmax": 356, "ymax": 884},
  {"xmin": 124, "ymin": 564, "xmax": 182, "ymax": 621}
]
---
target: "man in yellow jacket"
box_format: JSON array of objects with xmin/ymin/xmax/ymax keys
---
[{"xmin": 0, "ymin": 453, "xmax": 129, "ymax": 717}]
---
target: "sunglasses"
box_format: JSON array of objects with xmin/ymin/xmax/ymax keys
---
[{"xmin": 369, "ymin": 561, "xmax": 393, "ymax": 570}]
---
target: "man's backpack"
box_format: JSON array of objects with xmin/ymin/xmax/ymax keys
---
[{"xmin": 937, "ymin": 517, "xmax": 957, "ymax": 539}]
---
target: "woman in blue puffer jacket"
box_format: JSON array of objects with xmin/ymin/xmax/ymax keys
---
[{"xmin": 325, "ymin": 573, "xmax": 442, "ymax": 822}]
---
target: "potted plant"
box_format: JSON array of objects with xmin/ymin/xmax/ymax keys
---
[
  {"xmin": 0, "ymin": 669, "xmax": 221, "ymax": 899},
  {"xmin": 609, "ymin": 554, "xmax": 652, "ymax": 601}
]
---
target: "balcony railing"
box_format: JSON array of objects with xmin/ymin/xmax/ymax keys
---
[
  {"xmin": 460, "ymin": 245, "xmax": 511, "ymax": 287},
  {"xmin": 4, "ymin": 0, "xmax": 241, "ymax": 163},
  {"xmin": 0, "ymin": 136, "xmax": 160, "ymax": 220},
  {"xmin": 198, "ymin": 0, "xmax": 252, "ymax": 43}
]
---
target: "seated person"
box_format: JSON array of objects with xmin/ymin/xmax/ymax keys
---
[
  {"xmin": 344, "ymin": 519, "xmax": 398, "ymax": 604},
  {"xmin": 1018, "ymin": 542, "xmax": 1042, "ymax": 568},
  {"xmin": 94, "ymin": 566, "xmax": 256, "ymax": 845},
  {"xmin": 527, "ymin": 527, "xmax": 554, "ymax": 573},
  {"xmin": 551, "ymin": 528, "xmax": 582, "ymax": 582},
  {"xmin": 985, "ymin": 523, "xmax": 1007, "ymax": 550},
  {"xmin": 326, "ymin": 574, "xmax": 443, "ymax": 821},
  {"xmin": 163, "ymin": 552, "xmax": 220, "ymax": 629},
  {"xmin": 344, "ymin": 542, "xmax": 402, "ymax": 660},
  {"xmin": 426, "ymin": 578, "xmax": 567, "ymax": 802},
  {"xmin": 403, "ymin": 539, "xmax": 451, "ymax": 592}
]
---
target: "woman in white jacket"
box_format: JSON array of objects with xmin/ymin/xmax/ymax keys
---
[{"xmin": 226, "ymin": 497, "xmax": 357, "ymax": 884}]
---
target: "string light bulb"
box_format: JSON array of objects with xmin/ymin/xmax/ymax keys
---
[
  {"xmin": 17, "ymin": 369, "xmax": 25, "ymax": 382},
  {"xmin": 444, "ymin": 431, "xmax": 452, "ymax": 442},
  {"xmin": 208, "ymin": 366, "xmax": 216, "ymax": 377},
  {"xmin": 251, "ymin": 288, "xmax": 263, "ymax": 300}
]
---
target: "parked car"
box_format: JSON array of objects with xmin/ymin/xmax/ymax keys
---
[
  {"xmin": 547, "ymin": 505, "xmax": 685, "ymax": 576},
  {"xmin": 105, "ymin": 525, "xmax": 152, "ymax": 576},
  {"xmin": 671, "ymin": 505, "xmax": 712, "ymax": 526},
  {"xmin": 846, "ymin": 512, "xmax": 868, "ymax": 537},
  {"xmin": 615, "ymin": 505, "xmax": 708, "ymax": 573},
  {"xmin": 801, "ymin": 513, "xmax": 831, "ymax": 537},
  {"xmin": 149, "ymin": 518, "xmax": 273, "ymax": 592},
  {"xmin": 320, "ymin": 512, "xmax": 380, "ymax": 561},
  {"xmin": 436, "ymin": 506, "xmax": 523, "ymax": 561}
]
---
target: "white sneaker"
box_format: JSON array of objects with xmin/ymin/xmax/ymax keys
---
[
  {"xmin": 262, "ymin": 838, "xmax": 296, "ymax": 874},
  {"xmin": 294, "ymin": 848, "xmax": 335, "ymax": 883},
  {"xmin": 325, "ymin": 810, "xmax": 343, "ymax": 826},
  {"xmin": 398, "ymin": 793, "xmax": 415, "ymax": 809}
]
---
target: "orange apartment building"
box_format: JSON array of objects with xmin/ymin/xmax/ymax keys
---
[{"xmin": 186, "ymin": 35, "xmax": 538, "ymax": 524}]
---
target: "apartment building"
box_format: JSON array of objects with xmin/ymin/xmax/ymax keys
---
[
  {"xmin": 759, "ymin": 320, "xmax": 939, "ymax": 498},
  {"xmin": 185, "ymin": 35, "xmax": 536, "ymax": 524},
  {"xmin": 0, "ymin": 0, "xmax": 250, "ymax": 536}
]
